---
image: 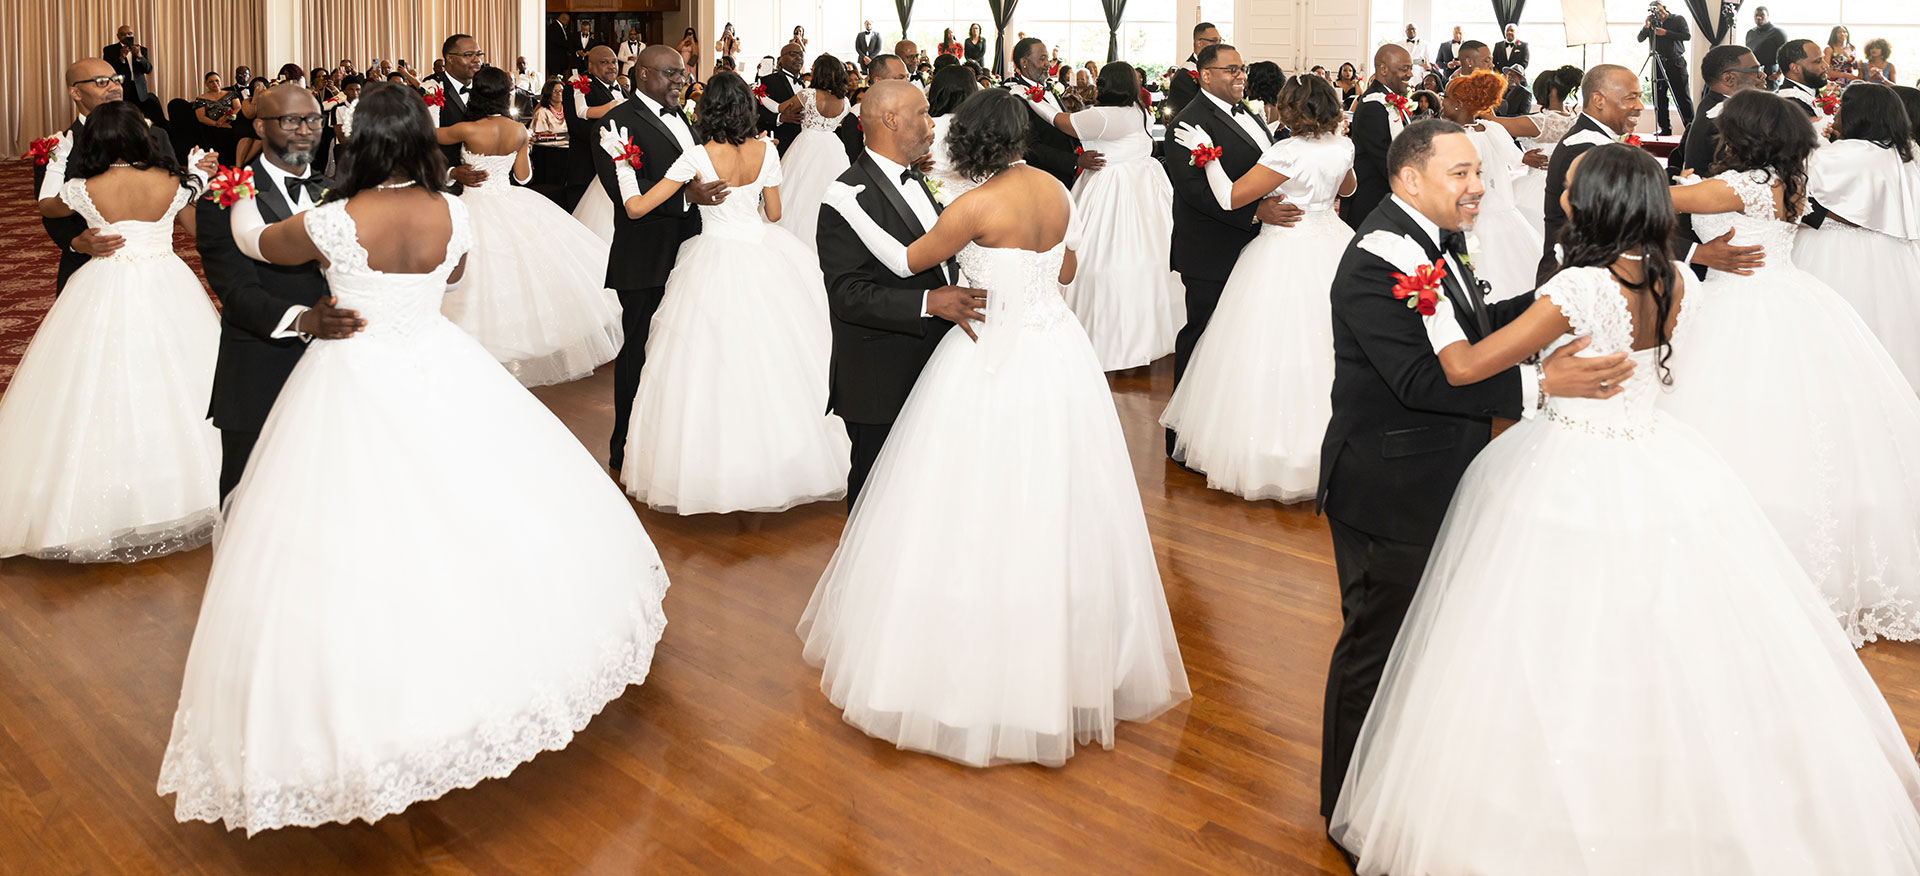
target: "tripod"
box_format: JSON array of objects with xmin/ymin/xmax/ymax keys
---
[{"xmin": 1639, "ymin": 10, "xmax": 1689, "ymax": 135}]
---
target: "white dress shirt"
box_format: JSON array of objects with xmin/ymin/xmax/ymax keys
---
[
  {"xmin": 1200, "ymin": 87, "xmax": 1270, "ymax": 147},
  {"xmin": 632, "ymin": 91, "xmax": 697, "ymax": 212},
  {"xmin": 257, "ymin": 159, "xmax": 325, "ymax": 338},
  {"xmin": 864, "ymin": 148, "xmax": 952, "ymax": 310},
  {"xmin": 574, "ymin": 76, "xmax": 627, "ymax": 118},
  {"xmin": 617, "ymin": 40, "xmax": 643, "ymax": 76},
  {"xmin": 1390, "ymin": 193, "xmax": 1542, "ymax": 417}
]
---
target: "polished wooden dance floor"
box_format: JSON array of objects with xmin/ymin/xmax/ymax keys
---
[{"xmin": 5, "ymin": 360, "xmax": 1920, "ymax": 875}]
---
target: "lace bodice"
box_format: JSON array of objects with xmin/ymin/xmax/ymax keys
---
[
  {"xmin": 1536, "ymin": 266, "xmax": 1684, "ymax": 438},
  {"xmin": 458, "ymin": 147, "xmax": 520, "ymax": 194},
  {"xmin": 304, "ymin": 194, "xmax": 472, "ymax": 341},
  {"xmin": 955, "ymin": 242, "xmax": 1074, "ymax": 335},
  {"xmin": 60, "ymin": 178, "xmax": 193, "ymax": 260},
  {"xmin": 799, "ymin": 90, "xmax": 850, "ymax": 132},
  {"xmin": 667, "ymin": 143, "xmax": 780, "ymax": 239},
  {"xmin": 1689, "ymin": 169, "xmax": 1803, "ymax": 279},
  {"xmin": 1256, "ymin": 133, "xmax": 1355, "ymax": 213},
  {"xmin": 1522, "ymin": 110, "xmax": 1576, "ymax": 148}
]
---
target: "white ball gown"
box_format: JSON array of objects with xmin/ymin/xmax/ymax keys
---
[
  {"xmin": 1462, "ymin": 122, "xmax": 1543, "ymax": 303},
  {"xmin": 1330, "ymin": 266, "xmax": 1920, "ymax": 875},
  {"xmin": 1058, "ymin": 106, "xmax": 1183, "ymax": 371},
  {"xmin": 1510, "ymin": 110, "xmax": 1576, "ymax": 240},
  {"xmin": 1659, "ymin": 170, "xmax": 1920, "ymax": 646},
  {"xmin": 798, "ymin": 223, "xmax": 1190, "ymax": 768},
  {"xmin": 571, "ymin": 175, "xmax": 617, "ymax": 244},
  {"xmin": 1792, "ymin": 139, "xmax": 1920, "ymax": 393},
  {"xmin": 158, "ymin": 194, "xmax": 669, "ymax": 835},
  {"xmin": 0, "ymin": 178, "xmax": 219, "ymax": 561},
  {"xmin": 443, "ymin": 147, "xmax": 623, "ymax": 387},
  {"xmin": 774, "ymin": 89, "xmax": 852, "ymax": 250},
  {"xmin": 1160, "ymin": 133, "xmax": 1354, "ymax": 502},
  {"xmin": 620, "ymin": 142, "xmax": 849, "ymax": 514}
]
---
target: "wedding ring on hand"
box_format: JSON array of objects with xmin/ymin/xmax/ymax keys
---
[{"xmin": 1601, "ymin": 379, "xmax": 1610, "ymax": 390}]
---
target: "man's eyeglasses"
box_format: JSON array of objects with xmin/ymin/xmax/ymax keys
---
[
  {"xmin": 70, "ymin": 74, "xmax": 125, "ymax": 88},
  {"xmin": 262, "ymin": 114, "xmax": 325, "ymax": 131},
  {"xmin": 1196, "ymin": 35, "xmax": 1222, "ymax": 46},
  {"xmin": 1728, "ymin": 65, "xmax": 1764, "ymax": 74},
  {"xmin": 641, "ymin": 66, "xmax": 688, "ymax": 80},
  {"xmin": 1203, "ymin": 65, "xmax": 1247, "ymax": 76},
  {"xmin": 447, "ymin": 50, "xmax": 486, "ymax": 61}
]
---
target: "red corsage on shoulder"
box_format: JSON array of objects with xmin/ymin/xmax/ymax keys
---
[
  {"xmin": 204, "ymin": 165, "xmax": 257, "ymax": 208},
  {"xmin": 22, "ymin": 136, "xmax": 59, "ymax": 166},
  {"xmin": 615, "ymin": 137, "xmax": 643, "ymax": 170},
  {"xmin": 571, "ymin": 75, "xmax": 592, "ymax": 95},
  {"xmin": 751, "ymin": 81, "xmax": 768, "ymax": 99},
  {"xmin": 423, "ymin": 90, "xmax": 445, "ymax": 108},
  {"xmin": 1390, "ymin": 260, "xmax": 1448, "ymax": 316},
  {"xmin": 1383, "ymin": 92, "xmax": 1412, "ymax": 122},
  {"xmin": 1189, "ymin": 143, "xmax": 1225, "ymax": 168},
  {"xmin": 1025, "ymin": 85, "xmax": 1047, "ymax": 102}
]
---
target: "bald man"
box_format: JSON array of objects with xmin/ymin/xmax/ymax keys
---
[
  {"xmin": 104, "ymin": 24, "xmax": 163, "ymax": 127},
  {"xmin": 1535, "ymin": 64, "xmax": 1639, "ymax": 283},
  {"xmin": 894, "ymin": 40, "xmax": 923, "ymax": 85},
  {"xmin": 563, "ymin": 45, "xmax": 630, "ymax": 210},
  {"xmin": 759, "ymin": 41, "xmax": 807, "ymax": 154},
  {"xmin": 35, "ymin": 57, "xmax": 176, "ymax": 292},
  {"xmin": 816, "ymin": 81, "xmax": 980, "ymax": 504},
  {"xmin": 1341, "ymin": 43, "xmax": 1413, "ymax": 224}
]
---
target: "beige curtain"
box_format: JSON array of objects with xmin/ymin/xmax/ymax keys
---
[
  {"xmin": 2, "ymin": 0, "xmax": 266, "ymax": 155},
  {"xmin": 297, "ymin": 0, "xmax": 522, "ymax": 84}
]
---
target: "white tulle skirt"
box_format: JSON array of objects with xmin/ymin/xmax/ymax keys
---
[
  {"xmin": 620, "ymin": 223, "xmax": 848, "ymax": 514},
  {"xmin": 1329, "ymin": 412, "xmax": 1920, "ymax": 875},
  {"xmin": 776, "ymin": 128, "xmax": 851, "ymax": 250},
  {"xmin": 158, "ymin": 314, "xmax": 669, "ymax": 835},
  {"xmin": 571, "ymin": 176, "xmax": 616, "ymax": 244},
  {"xmin": 1512, "ymin": 167, "xmax": 1548, "ymax": 240},
  {"xmin": 0, "ymin": 252, "xmax": 219, "ymax": 561},
  {"xmin": 1659, "ymin": 265, "xmax": 1920, "ymax": 646},
  {"xmin": 1064, "ymin": 156, "xmax": 1183, "ymax": 371},
  {"xmin": 1471, "ymin": 201, "xmax": 1544, "ymax": 303},
  {"xmin": 444, "ymin": 187, "xmax": 623, "ymax": 387},
  {"xmin": 1162, "ymin": 210, "xmax": 1351, "ymax": 502},
  {"xmin": 1793, "ymin": 223, "xmax": 1920, "ymax": 393},
  {"xmin": 797, "ymin": 314, "xmax": 1190, "ymax": 767}
]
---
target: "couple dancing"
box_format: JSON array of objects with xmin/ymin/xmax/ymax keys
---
[
  {"xmin": 1318, "ymin": 119, "xmax": 1920, "ymax": 872},
  {"xmin": 793, "ymin": 82, "xmax": 1190, "ymax": 767}
]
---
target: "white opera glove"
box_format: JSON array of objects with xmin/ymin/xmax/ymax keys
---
[
  {"xmin": 613, "ymin": 159, "xmax": 642, "ymax": 204},
  {"xmin": 185, "ymin": 146, "xmax": 214, "ymax": 192},
  {"xmin": 1172, "ymin": 122, "xmax": 1213, "ymax": 155},
  {"xmin": 822, "ymin": 183, "xmax": 912, "ymax": 277},
  {"xmin": 1421, "ymin": 291, "xmax": 1470, "ymax": 354},
  {"xmin": 598, "ymin": 124, "xmax": 631, "ymax": 159},
  {"xmin": 759, "ymin": 95, "xmax": 783, "ymax": 114},
  {"xmin": 1203, "ymin": 157, "xmax": 1234, "ymax": 211},
  {"xmin": 36, "ymin": 131, "xmax": 75, "ymax": 200},
  {"xmin": 231, "ymin": 195, "xmax": 269, "ymax": 261}
]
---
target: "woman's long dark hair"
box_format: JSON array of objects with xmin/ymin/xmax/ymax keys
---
[
  {"xmin": 465, "ymin": 66, "xmax": 512, "ymax": 118},
  {"xmin": 67, "ymin": 100, "xmax": 185, "ymax": 181},
  {"xmin": 1895, "ymin": 86, "xmax": 1920, "ymax": 144},
  {"xmin": 946, "ymin": 87, "xmax": 1029, "ymax": 182},
  {"xmin": 326, "ymin": 81, "xmax": 448, "ymax": 201},
  {"xmin": 1710, "ymin": 89, "xmax": 1816, "ymax": 219},
  {"xmin": 810, "ymin": 54, "xmax": 849, "ymax": 99},
  {"xmin": 927, "ymin": 66, "xmax": 978, "ymax": 117},
  {"xmin": 696, "ymin": 72, "xmax": 756, "ymax": 145},
  {"xmin": 1557, "ymin": 143, "xmax": 1680, "ymax": 384},
  {"xmin": 1095, "ymin": 61, "xmax": 1142, "ymax": 109},
  {"xmin": 1837, "ymin": 83, "xmax": 1914, "ymax": 162}
]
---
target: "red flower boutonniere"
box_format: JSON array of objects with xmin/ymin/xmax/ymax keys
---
[
  {"xmin": 1025, "ymin": 85, "xmax": 1047, "ymax": 102},
  {"xmin": 570, "ymin": 75, "xmax": 592, "ymax": 95},
  {"xmin": 1620, "ymin": 133, "xmax": 1642, "ymax": 146},
  {"xmin": 22, "ymin": 136, "xmax": 58, "ymax": 165},
  {"xmin": 1383, "ymin": 93, "xmax": 1412, "ymax": 122},
  {"xmin": 1187, "ymin": 69, "xmax": 1199, "ymax": 81},
  {"xmin": 1390, "ymin": 260, "xmax": 1449, "ymax": 316},
  {"xmin": 615, "ymin": 137, "xmax": 643, "ymax": 170},
  {"xmin": 1189, "ymin": 143, "xmax": 1224, "ymax": 168},
  {"xmin": 204, "ymin": 165, "xmax": 257, "ymax": 208},
  {"xmin": 751, "ymin": 81, "xmax": 768, "ymax": 99},
  {"xmin": 1814, "ymin": 92, "xmax": 1840, "ymax": 115},
  {"xmin": 423, "ymin": 90, "xmax": 445, "ymax": 108}
]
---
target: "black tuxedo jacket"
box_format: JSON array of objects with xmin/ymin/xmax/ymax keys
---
[
  {"xmin": 1778, "ymin": 79, "xmax": 1821, "ymax": 117},
  {"xmin": 1341, "ymin": 81, "xmax": 1397, "ymax": 226},
  {"xmin": 564, "ymin": 77, "xmax": 626, "ymax": 186},
  {"xmin": 1493, "ymin": 40, "xmax": 1529, "ymax": 72},
  {"xmin": 428, "ymin": 71, "xmax": 472, "ymax": 169},
  {"xmin": 1006, "ymin": 75, "xmax": 1081, "ymax": 186},
  {"xmin": 197, "ymin": 158, "xmax": 332, "ymax": 432},
  {"xmin": 591, "ymin": 98, "xmax": 700, "ymax": 290},
  {"xmin": 547, "ymin": 21, "xmax": 573, "ymax": 75},
  {"xmin": 816, "ymin": 154, "xmax": 956, "ymax": 425},
  {"xmin": 1536, "ymin": 113, "xmax": 1609, "ymax": 284},
  {"xmin": 1318, "ymin": 198, "xmax": 1529, "ymax": 544},
  {"xmin": 1433, "ymin": 42, "xmax": 1461, "ymax": 79},
  {"xmin": 758, "ymin": 71, "xmax": 803, "ymax": 153},
  {"xmin": 1168, "ymin": 57, "xmax": 1200, "ymax": 115},
  {"xmin": 104, "ymin": 44, "xmax": 155, "ymax": 103},
  {"xmin": 854, "ymin": 31, "xmax": 881, "ymax": 64},
  {"xmin": 34, "ymin": 119, "xmax": 173, "ymax": 291},
  {"xmin": 836, "ymin": 111, "xmax": 864, "ymax": 163},
  {"xmin": 1163, "ymin": 92, "xmax": 1274, "ymax": 283}
]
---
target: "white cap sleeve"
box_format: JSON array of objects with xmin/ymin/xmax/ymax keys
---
[
  {"xmin": 664, "ymin": 148, "xmax": 700, "ymax": 184},
  {"xmin": 759, "ymin": 140, "xmax": 783, "ymax": 187},
  {"xmin": 1254, "ymin": 139, "xmax": 1299, "ymax": 177}
]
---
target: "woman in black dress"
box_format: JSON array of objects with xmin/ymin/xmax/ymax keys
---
[{"xmin": 964, "ymin": 24, "xmax": 987, "ymax": 65}]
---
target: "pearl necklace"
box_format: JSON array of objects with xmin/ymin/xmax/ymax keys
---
[{"xmin": 375, "ymin": 180, "xmax": 416, "ymax": 190}]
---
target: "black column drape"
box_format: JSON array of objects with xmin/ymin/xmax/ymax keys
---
[
  {"xmin": 1101, "ymin": 0, "xmax": 1127, "ymax": 62},
  {"xmin": 896, "ymin": 0, "xmax": 913, "ymax": 44},
  {"xmin": 1490, "ymin": 0, "xmax": 1526, "ymax": 29},
  {"xmin": 988, "ymin": 0, "xmax": 1019, "ymax": 77},
  {"xmin": 1679, "ymin": 0, "xmax": 1732, "ymax": 46}
]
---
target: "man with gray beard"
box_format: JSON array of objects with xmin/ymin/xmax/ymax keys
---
[{"xmin": 197, "ymin": 84, "xmax": 364, "ymax": 497}]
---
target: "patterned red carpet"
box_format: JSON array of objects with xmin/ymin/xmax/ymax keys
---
[{"xmin": 0, "ymin": 158, "xmax": 209, "ymax": 392}]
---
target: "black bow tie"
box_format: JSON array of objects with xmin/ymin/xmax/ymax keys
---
[
  {"xmin": 1230, "ymin": 101, "xmax": 1249, "ymax": 116},
  {"xmin": 1438, "ymin": 229, "xmax": 1468, "ymax": 259},
  {"xmin": 284, "ymin": 174, "xmax": 325, "ymax": 201},
  {"xmin": 899, "ymin": 167, "xmax": 924, "ymax": 184},
  {"xmin": 659, "ymin": 105, "xmax": 678, "ymax": 118}
]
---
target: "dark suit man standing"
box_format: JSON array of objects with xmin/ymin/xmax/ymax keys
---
[
  {"xmin": 1316, "ymin": 119, "xmax": 1627, "ymax": 822},
  {"xmin": 1745, "ymin": 6, "xmax": 1787, "ymax": 80},
  {"xmin": 1637, "ymin": 3, "xmax": 1694, "ymax": 135},
  {"xmin": 815, "ymin": 81, "xmax": 983, "ymax": 504},
  {"xmin": 1432, "ymin": 26, "xmax": 1465, "ymax": 82},
  {"xmin": 759, "ymin": 42, "xmax": 806, "ymax": 154},
  {"xmin": 1340, "ymin": 43, "xmax": 1413, "ymax": 226},
  {"xmin": 430, "ymin": 34, "xmax": 489, "ymax": 188},
  {"xmin": 854, "ymin": 21, "xmax": 882, "ymax": 73},
  {"xmin": 1003, "ymin": 37, "xmax": 1096, "ymax": 187},
  {"xmin": 104, "ymin": 25, "xmax": 165, "ymax": 128},
  {"xmin": 1493, "ymin": 24, "xmax": 1530, "ymax": 73},
  {"xmin": 548, "ymin": 13, "xmax": 575, "ymax": 77},
  {"xmin": 1163, "ymin": 42, "xmax": 1301, "ymax": 456},
  {"xmin": 564, "ymin": 46, "xmax": 630, "ymax": 210},
  {"xmin": 592, "ymin": 45, "xmax": 729, "ymax": 474},
  {"xmin": 1167, "ymin": 22, "xmax": 1220, "ymax": 116}
]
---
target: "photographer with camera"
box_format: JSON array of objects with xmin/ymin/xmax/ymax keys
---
[
  {"xmin": 103, "ymin": 24, "xmax": 166, "ymax": 128},
  {"xmin": 1637, "ymin": 2, "xmax": 1695, "ymax": 135}
]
